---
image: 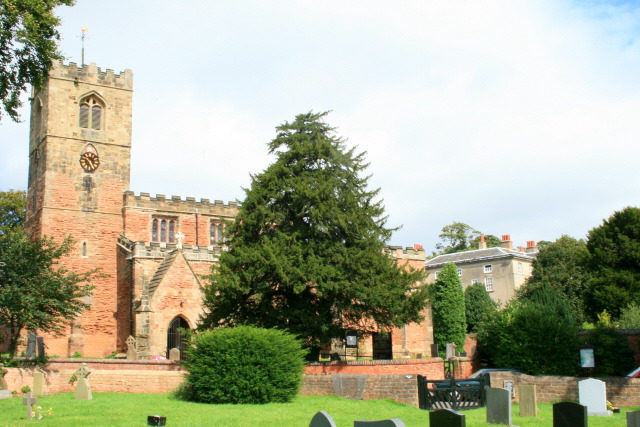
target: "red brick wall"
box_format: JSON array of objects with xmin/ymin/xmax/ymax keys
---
[{"xmin": 491, "ymin": 371, "xmax": 640, "ymax": 407}]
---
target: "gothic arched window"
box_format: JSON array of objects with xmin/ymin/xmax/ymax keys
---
[
  {"xmin": 79, "ymin": 96, "xmax": 103, "ymax": 130},
  {"xmin": 152, "ymin": 218, "xmax": 177, "ymax": 243}
]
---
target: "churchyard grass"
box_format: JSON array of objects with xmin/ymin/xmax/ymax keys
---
[{"xmin": 0, "ymin": 393, "xmax": 636, "ymax": 426}]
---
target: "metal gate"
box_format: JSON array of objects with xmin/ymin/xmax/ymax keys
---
[
  {"xmin": 167, "ymin": 317, "xmax": 190, "ymax": 360},
  {"xmin": 417, "ymin": 375, "xmax": 487, "ymax": 411}
]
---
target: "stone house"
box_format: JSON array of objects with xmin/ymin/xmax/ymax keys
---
[
  {"xmin": 11, "ymin": 60, "xmax": 434, "ymax": 360},
  {"xmin": 424, "ymin": 235, "xmax": 538, "ymax": 304}
]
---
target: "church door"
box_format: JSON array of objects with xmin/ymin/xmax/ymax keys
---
[{"xmin": 167, "ymin": 317, "xmax": 190, "ymax": 360}]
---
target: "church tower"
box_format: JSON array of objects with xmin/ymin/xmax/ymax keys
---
[{"xmin": 25, "ymin": 61, "xmax": 133, "ymax": 357}]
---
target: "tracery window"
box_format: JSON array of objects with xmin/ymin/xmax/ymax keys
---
[
  {"xmin": 79, "ymin": 96, "xmax": 103, "ymax": 130},
  {"xmin": 152, "ymin": 218, "xmax": 177, "ymax": 243}
]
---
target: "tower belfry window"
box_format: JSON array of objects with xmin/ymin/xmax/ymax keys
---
[{"xmin": 79, "ymin": 96, "xmax": 103, "ymax": 130}]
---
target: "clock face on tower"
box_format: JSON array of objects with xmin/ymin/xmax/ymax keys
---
[{"xmin": 80, "ymin": 152, "xmax": 100, "ymax": 172}]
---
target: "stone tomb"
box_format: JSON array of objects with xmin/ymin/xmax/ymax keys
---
[
  {"xmin": 628, "ymin": 409, "xmax": 640, "ymax": 427},
  {"xmin": 430, "ymin": 408, "xmax": 466, "ymax": 427},
  {"xmin": 578, "ymin": 378, "xmax": 610, "ymax": 416},
  {"xmin": 354, "ymin": 419, "xmax": 406, "ymax": 427},
  {"xmin": 74, "ymin": 363, "xmax": 92, "ymax": 400},
  {"xmin": 309, "ymin": 411, "xmax": 337, "ymax": 427},
  {"xmin": 518, "ymin": 385, "xmax": 537, "ymax": 417},
  {"xmin": 553, "ymin": 402, "xmax": 587, "ymax": 427},
  {"xmin": 486, "ymin": 387, "xmax": 512, "ymax": 425}
]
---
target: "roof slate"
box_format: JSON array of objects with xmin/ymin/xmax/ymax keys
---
[{"xmin": 425, "ymin": 247, "xmax": 537, "ymax": 268}]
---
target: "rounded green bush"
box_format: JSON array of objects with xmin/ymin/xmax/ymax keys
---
[{"xmin": 184, "ymin": 326, "xmax": 307, "ymax": 404}]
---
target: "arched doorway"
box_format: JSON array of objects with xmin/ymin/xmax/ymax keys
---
[{"xmin": 167, "ymin": 317, "xmax": 190, "ymax": 360}]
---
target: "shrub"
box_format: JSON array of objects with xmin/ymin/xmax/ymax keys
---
[
  {"xmin": 464, "ymin": 282, "xmax": 498, "ymax": 333},
  {"xmin": 184, "ymin": 326, "xmax": 307, "ymax": 404},
  {"xmin": 581, "ymin": 327, "xmax": 635, "ymax": 377},
  {"xmin": 478, "ymin": 286, "xmax": 581, "ymax": 376}
]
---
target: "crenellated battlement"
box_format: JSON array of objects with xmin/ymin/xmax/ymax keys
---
[
  {"xmin": 118, "ymin": 235, "xmax": 221, "ymax": 262},
  {"xmin": 49, "ymin": 60, "xmax": 133, "ymax": 90},
  {"xmin": 123, "ymin": 191, "xmax": 239, "ymax": 217},
  {"xmin": 384, "ymin": 245, "xmax": 426, "ymax": 262}
]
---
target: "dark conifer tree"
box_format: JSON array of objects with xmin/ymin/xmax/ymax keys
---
[
  {"xmin": 200, "ymin": 112, "xmax": 427, "ymax": 353},
  {"xmin": 430, "ymin": 263, "xmax": 466, "ymax": 356}
]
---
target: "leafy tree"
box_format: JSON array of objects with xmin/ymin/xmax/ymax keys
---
[
  {"xmin": 584, "ymin": 206, "xmax": 640, "ymax": 320},
  {"xmin": 0, "ymin": 228, "xmax": 98, "ymax": 357},
  {"xmin": 464, "ymin": 281, "xmax": 498, "ymax": 333},
  {"xmin": 200, "ymin": 111, "xmax": 427, "ymax": 355},
  {"xmin": 517, "ymin": 235, "xmax": 591, "ymax": 324},
  {"xmin": 478, "ymin": 285, "xmax": 580, "ymax": 375},
  {"xmin": 618, "ymin": 303, "xmax": 640, "ymax": 329},
  {"xmin": 0, "ymin": 0, "xmax": 75, "ymax": 121},
  {"xmin": 433, "ymin": 222, "xmax": 480, "ymax": 255},
  {"xmin": 430, "ymin": 263, "xmax": 466, "ymax": 356},
  {"xmin": 0, "ymin": 189, "xmax": 26, "ymax": 239}
]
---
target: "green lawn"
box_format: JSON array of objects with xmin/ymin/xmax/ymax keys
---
[{"xmin": 0, "ymin": 393, "xmax": 636, "ymax": 427}]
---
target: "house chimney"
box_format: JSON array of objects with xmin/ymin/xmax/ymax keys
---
[
  {"xmin": 518, "ymin": 246, "xmax": 525, "ymax": 252},
  {"xmin": 501, "ymin": 235, "xmax": 513, "ymax": 250},
  {"xmin": 525, "ymin": 240, "xmax": 537, "ymax": 253},
  {"xmin": 478, "ymin": 235, "xmax": 487, "ymax": 249},
  {"xmin": 414, "ymin": 244, "xmax": 424, "ymax": 251}
]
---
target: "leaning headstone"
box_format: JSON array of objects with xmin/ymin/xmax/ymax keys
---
[
  {"xmin": 518, "ymin": 385, "xmax": 537, "ymax": 417},
  {"xmin": 168, "ymin": 348, "xmax": 180, "ymax": 361},
  {"xmin": 486, "ymin": 387, "xmax": 511, "ymax": 425},
  {"xmin": 553, "ymin": 402, "xmax": 587, "ymax": 427},
  {"xmin": 430, "ymin": 408, "xmax": 466, "ymax": 427},
  {"xmin": 354, "ymin": 419, "xmax": 406, "ymax": 427},
  {"xmin": 309, "ymin": 411, "xmax": 337, "ymax": 427},
  {"xmin": 26, "ymin": 332, "xmax": 36, "ymax": 358},
  {"xmin": 32, "ymin": 372, "xmax": 44, "ymax": 397},
  {"xmin": 126, "ymin": 335, "xmax": 138, "ymax": 360},
  {"xmin": 22, "ymin": 391, "xmax": 38, "ymax": 419},
  {"xmin": 36, "ymin": 337, "xmax": 45, "ymax": 358},
  {"xmin": 579, "ymin": 378, "xmax": 610, "ymax": 416},
  {"xmin": 627, "ymin": 409, "xmax": 640, "ymax": 427},
  {"xmin": 74, "ymin": 363, "xmax": 92, "ymax": 400}
]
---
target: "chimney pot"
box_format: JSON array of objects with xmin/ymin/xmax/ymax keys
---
[{"xmin": 500, "ymin": 234, "xmax": 513, "ymax": 250}]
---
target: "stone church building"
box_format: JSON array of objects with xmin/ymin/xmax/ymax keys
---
[{"xmin": 19, "ymin": 61, "xmax": 433, "ymax": 360}]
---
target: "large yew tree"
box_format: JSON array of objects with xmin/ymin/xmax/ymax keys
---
[{"xmin": 200, "ymin": 112, "xmax": 427, "ymax": 352}]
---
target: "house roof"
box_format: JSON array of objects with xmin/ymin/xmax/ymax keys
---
[{"xmin": 425, "ymin": 247, "xmax": 537, "ymax": 268}]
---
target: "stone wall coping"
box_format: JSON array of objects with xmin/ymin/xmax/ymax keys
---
[
  {"xmin": 307, "ymin": 358, "xmax": 443, "ymax": 367},
  {"xmin": 12, "ymin": 357, "xmax": 183, "ymax": 367},
  {"xmin": 124, "ymin": 191, "xmax": 239, "ymax": 208}
]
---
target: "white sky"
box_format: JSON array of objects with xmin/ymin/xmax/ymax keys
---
[{"xmin": 1, "ymin": 0, "xmax": 639, "ymax": 251}]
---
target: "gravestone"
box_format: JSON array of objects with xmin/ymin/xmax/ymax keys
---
[
  {"xmin": 74, "ymin": 363, "xmax": 92, "ymax": 400},
  {"xmin": 147, "ymin": 415, "xmax": 167, "ymax": 426},
  {"xmin": 553, "ymin": 402, "xmax": 587, "ymax": 427},
  {"xmin": 26, "ymin": 332, "xmax": 36, "ymax": 358},
  {"xmin": 36, "ymin": 337, "xmax": 45, "ymax": 358},
  {"xmin": 429, "ymin": 408, "xmax": 466, "ymax": 427},
  {"xmin": 486, "ymin": 387, "xmax": 511, "ymax": 425},
  {"xmin": 168, "ymin": 348, "xmax": 180, "ymax": 361},
  {"xmin": 33, "ymin": 372, "xmax": 44, "ymax": 397},
  {"xmin": 309, "ymin": 411, "xmax": 337, "ymax": 427},
  {"xmin": 627, "ymin": 409, "xmax": 640, "ymax": 427},
  {"xmin": 126, "ymin": 335, "xmax": 139, "ymax": 360},
  {"xmin": 518, "ymin": 385, "xmax": 537, "ymax": 417},
  {"xmin": 446, "ymin": 343, "xmax": 457, "ymax": 359},
  {"xmin": 22, "ymin": 391, "xmax": 38, "ymax": 419},
  {"xmin": 503, "ymin": 380, "xmax": 514, "ymax": 398},
  {"xmin": 579, "ymin": 378, "xmax": 610, "ymax": 416},
  {"xmin": 431, "ymin": 343, "xmax": 439, "ymax": 358},
  {"xmin": 354, "ymin": 419, "xmax": 406, "ymax": 427}
]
